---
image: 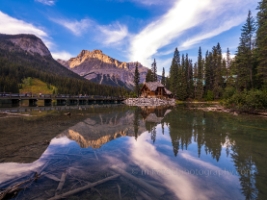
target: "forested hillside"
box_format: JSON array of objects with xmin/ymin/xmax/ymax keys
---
[{"xmin": 0, "ymin": 35, "xmax": 128, "ymax": 96}]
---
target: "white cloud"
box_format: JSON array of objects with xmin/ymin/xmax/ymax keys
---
[
  {"xmin": 35, "ymin": 0, "xmax": 56, "ymax": 6},
  {"xmin": 180, "ymin": 9, "xmax": 246, "ymax": 49},
  {"xmin": 155, "ymin": 58, "xmax": 172, "ymax": 76},
  {"xmin": 0, "ymin": 11, "xmax": 52, "ymax": 48},
  {"xmin": 52, "ymin": 17, "xmax": 129, "ymax": 45},
  {"xmin": 52, "ymin": 18, "xmax": 92, "ymax": 36},
  {"xmin": 129, "ymin": 0, "xmax": 211, "ymax": 67},
  {"xmin": 51, "ymin": 51, "xmax": 73, "ymax": 60},
  {"xmin": 131, "ymin": 0, "xmax": 166, "ymax": 6},
  {"xmin": 222, "ymin": 52, "xmax": 235, "ymax": 60},
  {"xmin": 129, "ymin": 0, "xmax": 257, "ymax": 68},
  {"xmin": 128, "ymin": 124, "xmax": 243, "ymax": 200},
  {"xmin": 98, "ymin": 23, "xmax": 129, "ymax": 45}
]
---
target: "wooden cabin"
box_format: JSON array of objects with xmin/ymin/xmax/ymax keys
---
[{"xmin": 140, "ymin": 82, "xmax": 173, "ymax": 98}]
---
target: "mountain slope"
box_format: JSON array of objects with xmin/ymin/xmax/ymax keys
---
[
  {"xmin": 58, "ymin": 50, "xmax": 149, "ymax": 89},
  {"xmin": 0, "ymin": 34, "xmax": 83, "ymax": 79},
  {"xmin": 0, "ymin": 34, "xmax": 128, "ymax": 96}
]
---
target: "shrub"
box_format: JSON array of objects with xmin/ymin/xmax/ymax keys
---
[
  {"xmin": 205, "ymin": 90, "xmax": 214, "ymax": 101},
  {"xmin": 245, "ymin": 90, "xmax": 264, "ymax": 109},
  {"xmin": 223, "ymin": 86, "xmax": 236, "ymax": 99},
  {"xmin": 225, "ymin": 90, "xmax": 267, "ymax": 111}
]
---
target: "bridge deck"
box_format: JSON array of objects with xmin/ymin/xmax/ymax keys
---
[{"xmin": 0, "ymin": 94, "xmax": 125, "ymax": 101}]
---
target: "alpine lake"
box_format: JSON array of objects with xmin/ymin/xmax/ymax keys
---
[{"xmin": 0, "ymin": 103, "xmax": 266, "ymax": 200}]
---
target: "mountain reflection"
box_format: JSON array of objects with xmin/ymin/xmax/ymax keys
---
[
  {"xmin": 58, "ymin": 106, "xmax": 172, "ymax": 148},
  {"xmin": 62, "ymin": 106, "xmax": 266, "ymax": 199},
  {"xmin": 0, "ymin": 105, "xmax": 266, "ymax": 199}
]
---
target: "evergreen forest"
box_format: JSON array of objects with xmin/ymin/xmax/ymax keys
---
[
  {"xmin": 163, "ymin": 2, "xmax": 267, "ymax": 111},
  {"xmin": 0, "ymin": 47, "xmax": 128, "ymax": 97}
]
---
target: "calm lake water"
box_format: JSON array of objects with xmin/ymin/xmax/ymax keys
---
[{"xmin": 0, "ymin": 105, "xmax": 266, "ymax": 200}]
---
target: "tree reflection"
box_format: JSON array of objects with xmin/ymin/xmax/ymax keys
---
[
  {"xmin": 141, "ymin": 106, "xmax": 172, "ymax": 143},
  {"xmin": 133, "ymin": 108, "xmax": 141, "ymax": 140},
  {"xmin": 163, "ymin": 106, "xmax": 267, "ymax": 199}
]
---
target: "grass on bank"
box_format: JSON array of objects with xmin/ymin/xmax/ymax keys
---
[{"xmin": 19, "ymin": 77, "xmax": 57, "ymax": 95}]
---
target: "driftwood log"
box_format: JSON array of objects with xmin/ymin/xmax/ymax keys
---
[
  {"xmin": 110, "ymin": 165, "xmax": 164, "ymax": 197},
  {"xmin": 48, "ymin": 174, "xmax": 120, "ymax": 200},
  {"xmin": 0, "ymin": 173, "xmax": 39, "ymax": 200},
  {"xmin": 55, "ymin": 172, "xmax": 67, "ymax": 195}
]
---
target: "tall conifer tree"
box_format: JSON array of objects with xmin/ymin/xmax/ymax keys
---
[
  {"xmin": 151, "ymin": 59, "xmax": 157, "ymax": 81},
  {"xmin": 256, "ymin": 1, "xmax": 267, "ymax": 88},
  {"xmin": 169, "ymin": 48, "xmax": 179, "ymax": 94},
  {"xmin": 196, "ymin": 47, "xmax": 204, "ymax": 100},
  {"xmin": 134, "ymin": 63, "xmax": 140, "ymax": 96},
  {"xmin": 177, "ymin": 54, "xmax": 188, "ymax": 100},
  {"xmin": 161, "ymin": 67, "xmax": 166, "ymax": 86},
  {"xmin": 146, "ymin": 69, "xmax": 153, "ymax": 82},
  {"xmin": 236, "ymin": 10, "xmax": 256, "ymax": 90},
  {"xmin": 213, "ymin": 43, "xmax": 223, "ymax": 98}
]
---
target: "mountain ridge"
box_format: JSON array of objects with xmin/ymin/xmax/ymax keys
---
[
  {"xmin": 0, "ymin": 34, "xmax": 51, "ymax": 57},
  {"xmin": 58, "ymin": 49, "xmax": 149, "ymax": 89}
]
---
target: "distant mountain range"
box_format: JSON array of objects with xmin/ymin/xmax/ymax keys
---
[
  {"xmin": 0, "ymin": 33, "xmax": 150, "ymax": 89},
  {"xmin": 58, "ymin": 50, "xmax": 149, "ymax": 89}
]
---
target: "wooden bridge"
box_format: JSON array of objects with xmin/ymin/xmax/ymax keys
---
[{"xmin": 0, "ymin": 93, "xmax": 126, "ymax": 106}]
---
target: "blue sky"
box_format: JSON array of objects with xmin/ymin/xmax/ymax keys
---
[{"xmin": 0, "ymin": 0, "xmax": 258, "ymax": 75}]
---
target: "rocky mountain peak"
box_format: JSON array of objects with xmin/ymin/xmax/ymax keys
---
[
  {"xmin": 57, "ymin": 49, "xmax": 149, "ymax": 89},
  {"xmin": 0, "ymin": 34, "xmax": 51, "ymax": 57},
  {"xmin": 92, "ymin": 49, "xmax": 103, "ymax": 54},
  {"xmin": 69, "ymin": 49, "xmax": 128, "ymax": 70}
]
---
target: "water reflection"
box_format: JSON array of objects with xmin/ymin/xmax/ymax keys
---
[{"xmin": 0, "ymin": 106, "xmax": 266, "ymax": 199}]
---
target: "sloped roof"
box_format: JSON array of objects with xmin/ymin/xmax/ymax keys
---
[
  {"xmin": 143, "ymin": 82, "xmax": 164, "ymax": 91},
  {"xmin": 164, "ymin": 88, "xmax": 172, "ymax": 95}
]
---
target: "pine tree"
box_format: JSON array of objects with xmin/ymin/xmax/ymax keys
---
[
  {"xmin": 161, "ymin": 67, "xmax": 166, "ymax": 86},
  {"xmin": 146, "ymin": 69, "xmax": 153, "ymax": 82},
  {"xmin": 177, "ymin": 54, "xmax": 188, "ymax": 100},
  {"xmin": 236, "ymin": 10, "xmax": 256, "ymax": 90},
  {"xmin": 169, "ymin": 48, "xmax": 179, "ymax": 95},
  {"xmin": 205, "ymin": 51, "xmax": 214, "ymax": 93},
  {"xmin": 151, "ymin": 59, "xmax": 157, "ymax": 81},
  {"xmin": 134, "ymin": 63, "xmax": 140, "ymax": 96},
  {"xmin": 256, "ymin": 1, "xmax": 267, "ymax": 88},
  {"xmin": 226, "ymin": 48, "xmax": 231, "ymax": 68},
  {"xmin": 196, "ymin": 47, "xmax": 204, "ymax": 100},
  {"xmin": 213, "ymin": 43, "xmax": 224, "ymax": 98},
  {"xmin": 225, "ymin": 48, "xmax": 231, "ymax": 86},
  {"xmin": 188, "ymin": 59, "xmax": 194, "ymax": 98},
  {"xmin": 193, "ymin": 63, "xmax": 198, "ymax": 98}
]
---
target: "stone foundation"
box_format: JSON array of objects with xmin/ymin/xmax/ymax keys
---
[{"xmin": 124, "ymin": 98, "xmax": 176, "ymax": 107}]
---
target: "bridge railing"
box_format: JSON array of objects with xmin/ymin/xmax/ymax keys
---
[{"xmin": 0, "ymin": 93, "xmax": 126, "ymax": 99}]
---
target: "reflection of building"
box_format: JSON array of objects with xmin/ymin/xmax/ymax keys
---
[
  {"xmin": 141, "ymin": 107, "xmax": 171, "ymax": 123},
  {"xmin": 140, "ymin": 82, "xmax": 173, "ymax": 98}
]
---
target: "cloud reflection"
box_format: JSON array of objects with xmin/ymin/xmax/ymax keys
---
[{"xmin": 128, "ymin": 124, "xmax": 243, "ymax": 199}]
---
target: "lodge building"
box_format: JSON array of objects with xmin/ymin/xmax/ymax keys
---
[{"xmin": 140, "ymin": 82, "xmax": 173, "ymax": 99}]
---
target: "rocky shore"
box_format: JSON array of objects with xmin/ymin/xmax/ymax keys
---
[
  {"xmin": 188, "ymin": 104, "xmax": 267, "ymax": 117},
  {"xmin": 124, "ymin": 97, "xmax": 176, "ymax": 107}
]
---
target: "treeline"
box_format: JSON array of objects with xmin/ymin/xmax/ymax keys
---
[
  {"xmin": 0, "ymin": 50, "xmax": 128, "ymax": 96},
  {"xmin": 165, "ymin": 2, "xmax": 267, "ymax": 110}
]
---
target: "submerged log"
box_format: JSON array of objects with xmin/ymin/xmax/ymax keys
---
[
  {"xmin": 0, "ymin": 173, "xmax": 39, "ymax": 200},
  {"xmin": 110, "ymin": 165, "xmax": 164, "ymax": 197},
  {"xmin": 48, "ymin": 174, "xmax": 120, "ymax": 200},
  {"xmin": 55, "ymin": 172, "xmax": 67, "ymax": 195},
  {"xmin": 44, "ymin": 174, "xmax": 61, "ymax": 182},
  {"xmin": 117, "ymin": 184, "xmax": 122, "ymax": 200},
  {"xmin": 138, "ymin": 190, "xmax": 152, "ymax": 200}
]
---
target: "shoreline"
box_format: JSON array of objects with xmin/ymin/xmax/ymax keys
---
[
  {"xmin": 180, "ymin": 102, "xmax": 267, "ymax": 117},
  {"xmin": 124, "ymin": 97, "xmax": 176, "ymax": 107}
]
